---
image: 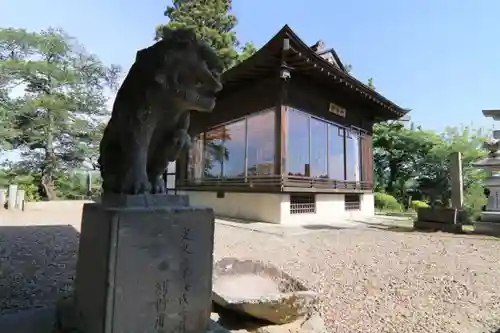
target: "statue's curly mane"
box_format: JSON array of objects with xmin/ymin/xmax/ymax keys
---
[
  {"xmin": 159, "ymin": 27, "xmax": 222, "ymax": 73},
  {"xmin": 99, "ymin": 27, "xmax": 223, "ymax": 194},
  {"xmin": 118, "ymin": 27, "xmax": 221, "ymax": 100}
]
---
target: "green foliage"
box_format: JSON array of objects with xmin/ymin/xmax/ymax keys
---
[
  {"xmin": 158, "ymin": 0, "xmax": 238, "ymax": 70},
  {"xmin": 0, "ymin": 168, "xmax": 41, "ymax": 201},
  {"xmin": 54, "ymin": 172, "xmax": 101, "ymax": 199},
  {"xmin": 374, "ymin": 192, "xmax": 402, "ymax": 211},
  {"xmin": 0, "ymin": 27, "xmax": 120, "ymax": 200},
  {"xmin": 374, "ymin": 121, "xmax": 487, "ymax": 212},
  {"xmin": 373, "ymin": 121, "xmax": 435, "ymax": 202},
  {"xmin": 411, "ymin": 200, "xmax": 429, "ymax": 210},
  {"xmin": 236, "ymin": 41, "xmax": 257, "ymax": 64},
  {"xmin": 157, "ymin": 0, "xmax": 257, "ymax": 71},
  {"xmin": 463, "ymin": 184, "xmax": 487, "ymax": 223}
]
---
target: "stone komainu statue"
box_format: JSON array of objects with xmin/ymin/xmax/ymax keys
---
[{"xmin": 98, "ymin": 27, "xmax": 223, "ymax": 195}]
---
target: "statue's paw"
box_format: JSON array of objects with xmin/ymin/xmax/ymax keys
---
[
  {"xmin": 121, "ymin": 172, "xmax": 151, "ymax": 194},
  {"xmin": 150, "ymin": 176, "xmax": 166, "ymax": 194}
]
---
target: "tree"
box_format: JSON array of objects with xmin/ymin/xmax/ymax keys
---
[
  {"xmin": 0, "ymin": 27, "xmax": 120, "ymax": 200},
  {"xmin": 0, "ymin": 28, "xmax": 27, "ymax": 150},
  {"xmin": 373, "ymin": 120, "xmax": 488, "ymax": 217},
  {"xmin": 415, "ymin": 126, "xmax": 487, "ymax": 207},
  {"xmin": 236, "ymin": 41, "xmax": 257, "ymax": 63},
  {"xmin": 157, "ymin": 0, "xmax": 239, "ymax": 70},
  {"xmin": 157, "ymin": 0, "xmax": 258, "ymax": 71},
  {"xmin": 373, "ymin": 121, "xmax": 435, "ymax": 201}
]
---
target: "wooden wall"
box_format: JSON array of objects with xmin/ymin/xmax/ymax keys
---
[
  {"xmin": 284, "ymin": 73, "xmax": 375, "ymax": 134},
  {"xmin": 189, "ymin": 75, "xmax": 280, "ymax": 135}
]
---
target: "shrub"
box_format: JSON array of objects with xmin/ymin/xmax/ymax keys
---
[
  {"xmin": 411, "ymin": 200, "xmax": 429, "ymax": 210},
  {"xmin": 463, "ymin": 184, "xmax": 487, "ymax": 224},
  {"xmin": 374, "ymin": 192, "xmax": 402, "ymax": 211}
]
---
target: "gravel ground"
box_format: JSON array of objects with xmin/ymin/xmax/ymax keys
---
[
  {"xmin": 1, "ymin": 212, "xmax": 500, "ymax": 333},
  {"xmin": 213, "ymin": 225, "xmax": 500, "ymax": 333}
]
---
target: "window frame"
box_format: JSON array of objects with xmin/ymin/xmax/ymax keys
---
[{"xmin": 284, "ymin": 106, "xmax": 366, "ymax": 182}]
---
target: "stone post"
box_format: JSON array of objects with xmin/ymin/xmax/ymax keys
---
[
  {"xmin": 449, "ymin": 152, "xmax": 464, "ymax": 209},
  {"xmin": 7, "ymin": 185, "xmax": 17, "ymax": 210},
  {"xmin": 0, "ymin": 188, "xmax": 6, "ymax": 209},
  {"xmin": 15, "ymin": 189, "xmax": 25, "ymax": 211},
  {"xmin": 71, "ymin": 194, "xmax": 214, "ymax": 333}
]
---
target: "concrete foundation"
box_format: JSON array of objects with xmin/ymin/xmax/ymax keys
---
[
  {"xmin": 73, "ymin": 194, "xmax": 215, "ymax": 333},
  {"xmin": 178, "ymin": 191, "xmax": 374, "ymax": 225},
  {"xmin": 475, "ymin": 212, "xmax": 500, "ymax": 236}
]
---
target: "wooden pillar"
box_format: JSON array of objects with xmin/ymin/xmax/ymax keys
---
[{"xmin": 360, "ymin": 134, "xmax": 374, "ymax": 187}]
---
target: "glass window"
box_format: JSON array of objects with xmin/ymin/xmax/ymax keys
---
[
  {"xmin": 328, "ymin": 124, "xmax": 345, "ymax": 180},
  {"xmin": 204, "ymin": 128, "xmax": 224, "ymax": 178},
  {"xmin": 345, "ymin": 128, "xmax": 361, "ymax": 181},
  {"xmin": 286, "ymin": 108, "xmax": 310, "ymax": 176},
  {"xmin": 247, "ymin": 110, "xmax": 275, "ymax": 175},
  {"xmin": 310, "ymin": 118, "xmax": 328, "ymax": 178},
  {"xmin": 222, "ymin": 120, "xmax": 246, "ymax": 177},
  {"xmin": 187, "ymin": 135, "xmax": 203, "ymax": 181}
]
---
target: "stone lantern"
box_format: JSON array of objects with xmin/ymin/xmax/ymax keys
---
[{"xmin": 472, "ymin": 110, "xmax": 500, "ymax": 234}]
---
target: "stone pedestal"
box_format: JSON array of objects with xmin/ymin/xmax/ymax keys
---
[{"xmin": 73, "ymin": 194, "xmax": 215, "ymax": 333}]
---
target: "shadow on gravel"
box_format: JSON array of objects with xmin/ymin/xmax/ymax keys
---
[
  {"xmin": 301, "ymin": 224, "xmax": 348, "ymax": 230},
  {"xmin": 0, "ymin": 225, "xmax": 79, "ymax": 317},
  {"xmin": 364, "ymin": 224, "xmax": 500, "ymax": 241},
  {"xmin": 216, "ymin": 215, "xmax": 262, "ymax": 224}
]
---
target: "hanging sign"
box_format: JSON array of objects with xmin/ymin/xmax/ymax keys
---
[{"xmin": 328, "ymin": 103, "xmax": 346, "ymax": 118}]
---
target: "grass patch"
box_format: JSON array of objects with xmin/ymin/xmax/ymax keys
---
[{"xmin": 376, "ymin": 210, "xmax": 417, "ymax": 218}]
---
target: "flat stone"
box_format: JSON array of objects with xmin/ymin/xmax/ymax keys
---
[
  {"xmin": 74, "ymin": 199, "xmax": 215, "ymax": 333},
  {"xmin": 99, "ymin": 193, "xmax": 190, "ymax": 208},
  {"xmin": 212, "ymin": 258, "xmax": 318, "ymax": 325},
  {"xmin": 474, "ymin": 219, "xmax": 500, "ymax": 236}
]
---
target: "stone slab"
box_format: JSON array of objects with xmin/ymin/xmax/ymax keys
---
[
  {"xmin": 474, "ymin": 221, "xmax": 500, "ymax": 236},
  {"xmin": 73, "ymin": 197, "xmax": 214, "ymax": 333},
  {"xmin": 481, "ymin": 211, "xmax": 500, "ymax": 223},
  {"xmin": 99, "ymin": 193, "xmax": 190, "ymax": 208}
]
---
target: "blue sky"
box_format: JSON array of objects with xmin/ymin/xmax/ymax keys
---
[{"xmin": 2, "ymin": 0, "xmax": 500, "ymax": 132}]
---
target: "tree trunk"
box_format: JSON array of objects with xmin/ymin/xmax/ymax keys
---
[
  {"xmin": 387, "ymin": 161, "xmax": 398, "ymax": 195},
  {"xmin": 40, "ymin": 112, "xmax": 57, "ymax": 201}
]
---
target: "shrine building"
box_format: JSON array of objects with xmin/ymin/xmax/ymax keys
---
[{"xmin": 174, "ymin": 25, "xmax": 408, "ymax": 224}]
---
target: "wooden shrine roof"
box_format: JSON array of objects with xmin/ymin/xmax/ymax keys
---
[{"xmin": 221, "ymin": 25, "xmax": 408, "ymax": 119}]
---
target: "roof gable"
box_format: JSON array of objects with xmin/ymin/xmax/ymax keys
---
[
  {"xmin": 222, "ymin": 24, "xmax": 407, "ymax": 118},
  {"xmin": 310, "ymin": 41, "xmax": 347, "ymax": 73}
]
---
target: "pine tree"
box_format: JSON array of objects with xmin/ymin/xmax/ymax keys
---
[
  {"xmin": 237, "ymin": 41, "xmax": 257, "ymax": 63},
  {"xmin": 0, "ymin": 27, "xmax": 120, "ymax": 200},
  {"xmin": 157, "ymin": 0, "xmax": 255, "ymax": 71}
]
